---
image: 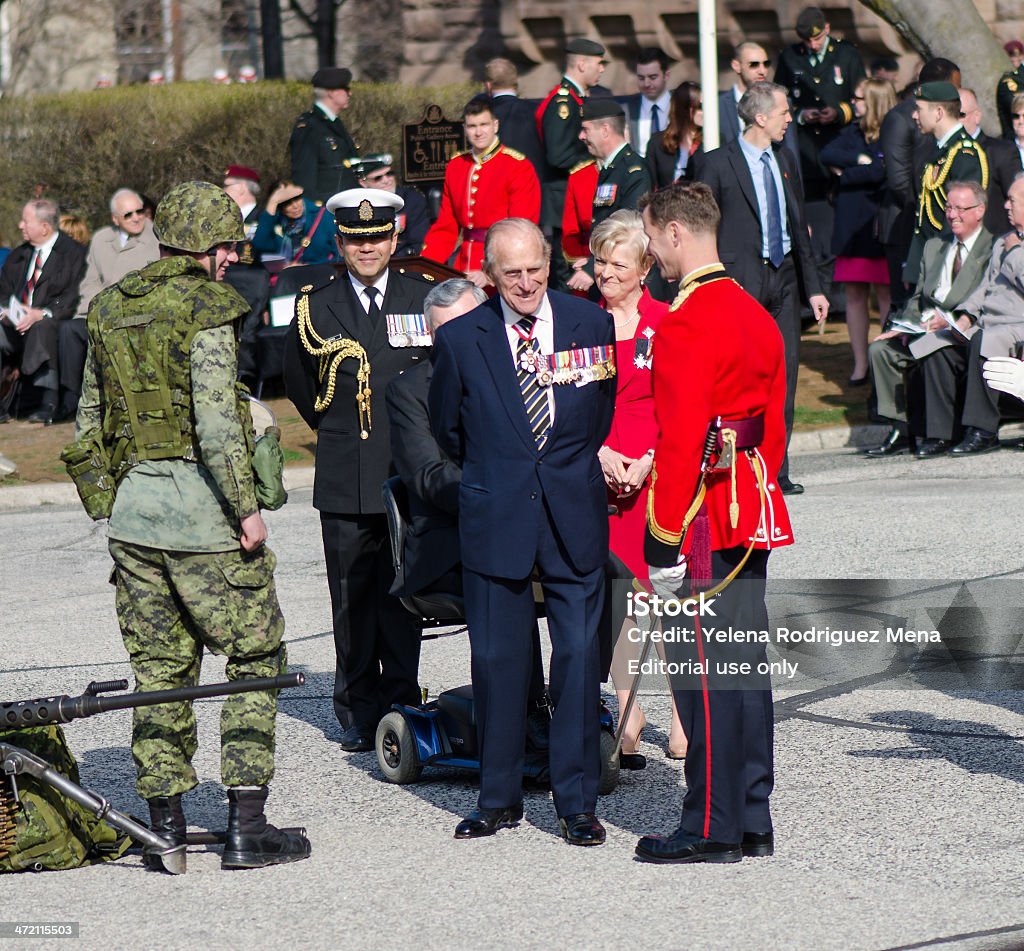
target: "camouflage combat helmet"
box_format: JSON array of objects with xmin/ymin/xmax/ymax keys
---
[{"xmin": 153, "ymin": 180, "xmax": 245, "ymax": 253}]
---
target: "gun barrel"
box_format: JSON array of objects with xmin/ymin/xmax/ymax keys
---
[{"xmin": 2, "ymin": 673, "xmax": 305, "ymax": 728}]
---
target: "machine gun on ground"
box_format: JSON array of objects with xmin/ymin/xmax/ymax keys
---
[{"xmin": 0, "ymin": 673, "xmax": 304, "ymax": 875}]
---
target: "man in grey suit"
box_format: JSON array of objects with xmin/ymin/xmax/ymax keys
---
[
  {"xmin": 715, "ymin": 42, "xmax": 801, "ymax": 189},
  {"xmin": 865, "ymin": 181, "xmax": 993, "ymax": 456},
  {"xmin": 917, "ymin": 173, "xmax": 1024, "ymax": 457}
]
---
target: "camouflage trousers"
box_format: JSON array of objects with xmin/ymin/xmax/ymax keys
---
[{"xmin": 108, "ymin": 540, "xmax": 286, "ymax": 799}]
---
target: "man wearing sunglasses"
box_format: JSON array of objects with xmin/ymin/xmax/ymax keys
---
[
  {"xmin": 353, "ymin": 154, "xmax": 431, "ymax": 258},
  {"xmin": 56, "ymin": 189, "xmax": 160, "ymax": 423}
]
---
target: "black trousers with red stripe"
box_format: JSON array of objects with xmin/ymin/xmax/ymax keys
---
[{"xmin": 670, "ymin": 547, "xmax": 774, "ymax": 845}]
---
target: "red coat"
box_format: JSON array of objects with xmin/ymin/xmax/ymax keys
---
[
  {"xmin": 422, "ymin": 141, "xmax": 541, "ymax": 272},
  {"xmin": 645, "ymin": 265, "xmax": 794, "ymax": 566},
  {"xmin": 562, "ymin": 159, "xmax": 598, "ymax": 261},
  {"xmin": 606, "ymin": 289, "xmax": 668, "ymax": 581}
]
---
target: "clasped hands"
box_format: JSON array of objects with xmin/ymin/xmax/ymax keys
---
[{"xmin": 598, "ymin": 445, "xmax": 652, "ymax": 498}]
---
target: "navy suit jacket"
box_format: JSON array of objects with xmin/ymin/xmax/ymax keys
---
[{"xmin": 428, "ymin": 291, "xmax": 615, "ymax": 580}]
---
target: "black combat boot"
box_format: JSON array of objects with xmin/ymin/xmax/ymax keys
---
[
  {"xmin": 144, "ymin": 794, "xmax": 187, "ymax": 871},
  {"xmin": 221, "ymin": 786, "xmax": 311, "ymax": 869}
]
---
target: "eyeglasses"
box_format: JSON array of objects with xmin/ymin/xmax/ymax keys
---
[
  {"xmin": 365, "ymin": 171, "xmax": 395, "ymax": 184},
  {"xmin": 946, "ymin": 204, "xmax": 980, "ymax": 213},
  {"xmin": 121, "ymin": 208, "xmax": 145, "ymax": 218},
  {"xmin": 745, "ymin": 59, "xmax": 772, "ymax": 68},
  {"xmin": 1013, "ymin": 113, "xmax": 1024, "ymax": 120}
]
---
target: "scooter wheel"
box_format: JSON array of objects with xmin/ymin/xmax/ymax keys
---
[
  {"xmin": 598, "ymin": 729, "xmax": 620, "ymax": 795},
  {"xmin": 376, "ymin": 711, "xmax": 423, "ymax": 784}
]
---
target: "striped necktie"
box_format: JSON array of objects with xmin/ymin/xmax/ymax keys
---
[
  {"xmin": 22, "ymin": 251, "xmax": 42, "ymax": 305},
  {"xmin": 515, "ymin": 316, "xmax": 551, "ymax": 449}
]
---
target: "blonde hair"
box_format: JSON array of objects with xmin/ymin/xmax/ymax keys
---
[
  {"xmin": 859, "ymin": 78, "xmax": 896, "ymax": 144},
  {"xmin": 589, "ymin": 209, "xmax": 652, "ymax": 273},
  {"xmin": 59, "ymin": 212, "xmax": 91, "ymax": 245}
]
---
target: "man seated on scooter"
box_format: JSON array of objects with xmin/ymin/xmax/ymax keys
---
[{"xmin": 384, "ymin": 278, "xmax": 550, "ymax": 747}]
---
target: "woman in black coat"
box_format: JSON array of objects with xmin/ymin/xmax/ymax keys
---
[
  {"xmin": 646, "ymin": 82, "xmax": 703, "ymax": 188},
  {"xmin": 819, "ymin": 78, "xmax": 896, "ymax": 384}
]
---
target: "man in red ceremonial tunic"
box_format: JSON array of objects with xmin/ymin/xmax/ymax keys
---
[
  {"xmin": 422, "ymin": 97, "xmax": 541, "ymax": 287},
  {"xmin": 634, "ymin": 182, "xmax": 793, "ymax": 865},
  {"xmin": 561, "ymin": 159, "xmax": 598, "ymax": 263}
]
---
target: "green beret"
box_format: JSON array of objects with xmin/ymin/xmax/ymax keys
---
[{"xmin": 915, "ymin": 81, "xmax": 960, "ymax": 102}]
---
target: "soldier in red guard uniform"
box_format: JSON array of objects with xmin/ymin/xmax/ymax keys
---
[
  {"xmin": 422, "ymin": 97, "xmax": 541, "ymax": 286},
  {"xmin": 634, "ymin": 182, "xmax": 793, "ymax": 865},
  {"xmin": 561, "ymin": 158, "xmax": 598, "ymax": 262}
]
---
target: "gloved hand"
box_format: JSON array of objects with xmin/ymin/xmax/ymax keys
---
[
  {"xmin": 647, "ymin": 559, "xmax": 688, "ymax": 599},
  {"xmin": 983, "ymin": 356, "xmax": 1024, "ymax": 400}
]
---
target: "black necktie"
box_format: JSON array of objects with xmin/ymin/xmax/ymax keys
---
[
  {"xmin": 650, "ymin": 103, "xmax": 661, "ymax": 135},
  {"xmin": 364, "ymin": 285, "xmax": 381, "ymax": 320}
]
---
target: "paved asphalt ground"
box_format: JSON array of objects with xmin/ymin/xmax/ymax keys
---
[{"xmin": 4, "ymin": 442, "xmax": 1024, "ymax": 951}]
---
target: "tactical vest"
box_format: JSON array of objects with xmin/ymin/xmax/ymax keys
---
[
  {"xmin": 0, "ymin": 726, "xmax": 132, "ymax": 872},
  {"xmin": 87, "ymin": 257, "xmax": 248, "ymax": 485}
]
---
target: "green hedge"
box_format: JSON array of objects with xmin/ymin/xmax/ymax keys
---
[{"xmin": 0, "ymin": 79, "xmax": 477, "ymax": 241}]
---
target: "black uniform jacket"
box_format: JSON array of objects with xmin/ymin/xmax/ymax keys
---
[{"xmin": 284, "ymin": 267, "xmax": 431, "ymax": 514}]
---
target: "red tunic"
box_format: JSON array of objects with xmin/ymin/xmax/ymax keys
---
[
  {"xmin": 562, "ymin": 160, "xmax": 598, "ymax": 261},
  {"xmin": 606, "ymin": 289, "xmax": 668, "ymax": 581},
  {"xmin": 645, "ymin": 265, "xmax": 794, "ymax": 566},
  {"xmin": 421, "ymin": 141, "xmax": 541, "ymax": 273}
]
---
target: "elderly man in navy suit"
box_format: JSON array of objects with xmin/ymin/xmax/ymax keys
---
[{"xmin": 429, "ymin": 218, "xmax": 616, "ymax": 846}]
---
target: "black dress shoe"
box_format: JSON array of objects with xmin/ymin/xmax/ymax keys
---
[
  {"xmin": 864, "ymin": 426, "xmax": 912, "ymax": 457},
  {"xmin": 741, "ymin": 830, "xmax": 774, "ymax": 858},
  {"xmin": 848, "ymin": 375, "xmax": 869, "ymax": 387},
  {"xmin": 778, "ymin": 477, "xmax": 804, "ymax": 496},
  {"xmin": 0, "ymin": 411, "xmax": 9, "ymax": 424},
  {"xmin": 338, "ymin": 726, "xmax": 374, "ymax": 752},
  {"xmin": 454, "ymin": 805, "xmax": 524, "ymax": 839},
  {"xmin": 26, "ymin": 408, "xmax": 55, "ymax": 424},
  {"xmin": 635, "ymin": 827, "xmax": 742, "ymax": 864},
  {"xmin": 558, "ymin": 813, "xmax": 606, "ymax": 846},
  {"xmin": 914, "ymin": 438, "xmax": 953, "ymax": 459},
  {"xmin": 950, "ymin": 427, "xmax": 1000, "ymax": 456},
  {"xmin": 618, "ymin": 751, "xmax": 647, "ymax": 770}
]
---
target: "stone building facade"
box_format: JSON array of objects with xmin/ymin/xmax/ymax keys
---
[{"xmin": 0, "ymin": 0, "xmax": 1020, "ymax": 97}]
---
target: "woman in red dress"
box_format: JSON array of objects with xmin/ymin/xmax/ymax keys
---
[{"xmin": 593, "ymin": 210, "xmax": 686, "ymax": 767}]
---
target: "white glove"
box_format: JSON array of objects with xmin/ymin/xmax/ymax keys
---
[
  {"xmin": 982, "ymin": 356, "xmax": 1024, "ymax": 400},
  {"xmin": 647, "ymin": 559, "xmax": 688, "ymax": 599}
]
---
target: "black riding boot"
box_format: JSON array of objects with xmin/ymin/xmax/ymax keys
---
[
  {"xmin": 222, "ymin": 786, "xmax": 311, "ymax": 869},
  {"xmin": 144, "ymin": 794, "xmax": 187, "ymax": 871}
]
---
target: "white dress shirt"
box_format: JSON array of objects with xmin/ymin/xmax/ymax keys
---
[
  {"xmin": 934, "ymin": 227, "xmax": 983, "ymax": 305},
  {"xmin": 636, "ymin": 91, "xmax": 671, "ymax": 157},
  {"xmin": 349, "ymin": 268, "xmax": 390, "ymax": 313},
  {"xmin": 26, "ymin": 231, "xmax": 59, "ymax": 309}
]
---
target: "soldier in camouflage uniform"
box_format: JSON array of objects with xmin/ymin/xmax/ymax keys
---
[{"xmin": 74, "ymin": 181, "xmax": 311, "ymax": 872}]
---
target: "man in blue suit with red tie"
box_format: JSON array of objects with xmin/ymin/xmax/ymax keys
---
[{"xmin": 429, "ymin": 218, "xmax": 616, "ymax": 846}]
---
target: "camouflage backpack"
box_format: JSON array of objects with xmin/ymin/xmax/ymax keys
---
[{"xmin": 0, "ymin": 726, "xmax": 133, "ymax": 872}]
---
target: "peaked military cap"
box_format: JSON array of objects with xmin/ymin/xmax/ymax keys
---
[
  {"xmin": 581, "ymin": 98, "xmax": 625, "ymax": 121},
  {"xmin": 795, "ymin": 7, "xmax": 827, "ymax": 40},
  {"xmin": 327, "ymin": 187, "xmax": 404, "ymax": 236},
  {"xmin": 312, "ymin": 67, "xmax": 352, "ymax": 89},
  {"xmin": 565, "ymin": 38, "xmax": 606, "ymax": 58},
  {"xmin": 915, "ymin": 81, "xmax": 960, "ymax": 103}
]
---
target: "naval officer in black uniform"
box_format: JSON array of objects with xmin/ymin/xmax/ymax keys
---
[
  {"xmin": 289, "ymin": 67, "xmax": 360, "ymax": 205},
  {"xmin": 283, "ymin": 187, "xmax": 434, "ymax": 750}
]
